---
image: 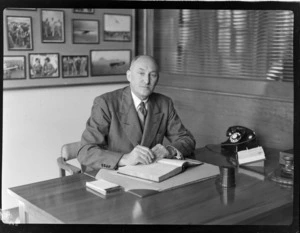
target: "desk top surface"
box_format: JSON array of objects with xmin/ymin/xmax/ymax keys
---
[{"xmin": 8, "ymin": 148, "xmax": 294, "ymax": 224}]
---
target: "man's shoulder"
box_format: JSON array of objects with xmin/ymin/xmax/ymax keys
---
[
  {"xmin": 151, "ymin": 92, "xmax": 173, "ymax": 104},
  {"xmin": 94, "ymin": 86, "xmax": 128, "ymax": 103}
]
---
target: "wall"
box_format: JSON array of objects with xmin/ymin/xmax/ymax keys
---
[
  {"xmin": 156, "ymin": 82, "xmax": 293, "ymax": 150},
  {"xmin": 143, "ymin": 9, "xmax": 294, "ymax": 151},
  {"xmin": 3, "ymin": 8, "xmax": 135, "ymax": 89},
  {"xmin": 2, "ymin": 7, "xmax": 133, "ymax": 210},
  {"xmin": 2, "ymin": 84, "xmax": 127, "ymax": 209}
]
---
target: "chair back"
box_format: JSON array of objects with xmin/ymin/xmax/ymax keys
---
[
  {"xmin": 61, "ymin": 141, "xmax": 82, "ymax": 161},
  {"xmin": 58, "ymin": 141, "xmax": 82, "ymax": 177}
]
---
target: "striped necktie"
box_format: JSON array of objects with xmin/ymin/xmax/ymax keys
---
[{"xmin": 138, "ymin": 101, "xmax": 147, "ymax": 130}]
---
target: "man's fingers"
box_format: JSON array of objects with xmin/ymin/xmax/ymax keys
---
[
  {"xmin": 151, "ymin": 144, "xmax": 160, "ymax": 151},
  {"xmin": 136, "ymin": 145, "xmax": 154, "ymax": 159},
  {"xmin": 137, "ymin": 156, "xmax": 148, "ymax": 165},
  {"xmin": 140, "ymin": 151, "xmax": 153, "ymax": 164}
]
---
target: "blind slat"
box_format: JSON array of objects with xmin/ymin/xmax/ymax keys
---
[{"xmin": 154, "ymin": 9, "xmax": 294, "ymax": 81}]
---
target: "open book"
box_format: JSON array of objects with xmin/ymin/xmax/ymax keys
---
[
  {"xmin": 117, "ymin": 158, "xmax": 202, "ymax": 182},
  {"xmin": 97, "ymin": 161, "xmax": 219, "ymax": 198}
]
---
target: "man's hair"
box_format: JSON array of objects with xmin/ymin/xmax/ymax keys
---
[
  {"xmin": 45, "ymin": 57, "xmax": 50, "ymax": 62},
  {"xmin": 129, "ymin": 55, "xmax": 159, "ymax": 71}
]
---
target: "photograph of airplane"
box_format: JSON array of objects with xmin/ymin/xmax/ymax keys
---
[
  {"xmin": 104, "ymin": 14, "xmax": 131, "ymax": 42},
  {"xmin": 91, "ymin": 50, "xmax": 131, "ymax": 76},
  {"xmin": 72, "ymin": 19, "xmax": 99, "ymax": 44}
]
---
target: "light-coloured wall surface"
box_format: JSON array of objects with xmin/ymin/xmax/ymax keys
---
[
  {"xmin": 2, "ymin": 83, "xmax": 127, "ymax": 209},
  {"xmin": 2, "ymin": 7, "xmax": 133, "ymax": 210}
]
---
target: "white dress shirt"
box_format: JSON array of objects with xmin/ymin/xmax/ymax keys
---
[{"xmin": 131, "ymin": 91, "xmax": 148, "ymax": 112}]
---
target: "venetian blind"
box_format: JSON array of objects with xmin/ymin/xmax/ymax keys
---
[{"xmin": 153, "ymin": 10, "xmax": 294, "ymax": 81}]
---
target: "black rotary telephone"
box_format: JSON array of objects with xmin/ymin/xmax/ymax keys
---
[{"xmin": 221, "ymin": 126, "xmax": 259, "ymax": 152}]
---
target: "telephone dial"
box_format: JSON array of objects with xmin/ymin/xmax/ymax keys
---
[{"xmin": 221, "ymin": 126, "xmax": 259, "ymax": 152}]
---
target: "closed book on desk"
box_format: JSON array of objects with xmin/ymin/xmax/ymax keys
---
[
  {"xmin": 86, "ymin": 179, "xmax": 121, "ymax": 195},
  {"xmin": 118, "ymin": 159, "xmax": 202, "ymax": 182}
]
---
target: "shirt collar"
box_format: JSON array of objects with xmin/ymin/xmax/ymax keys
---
[{"xmin": 131, "ymin": 91, "xmax": 148, "ymax": 110}]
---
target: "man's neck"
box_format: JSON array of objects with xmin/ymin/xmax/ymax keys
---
[{"xmin": 131, "ymin": 91, "xmax": 148, "ymax": 110}]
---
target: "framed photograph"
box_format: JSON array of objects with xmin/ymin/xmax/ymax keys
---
[
  {"xmin": 3, "ymin": 56, "xmax": 26, "ymax": 80},
  {"xmin": 62, "ymin": 55, "xmax": 88, "ymax": 78},
  {"xmin": 72, "ymin": 19, "xmax": 99, "ymax": 44},
  {"xmin": 6, "ymin": 16, "xmax": 33, "ymax": 50},
  {"xmin": 90, "ymin": 50, "xmax": 131, "ymax": 76},
  {"xmin": 29, "ymin": 53, "xmax": 59, "ymax": 79},
  {"xmin": 104, "ymin": 14, "xmax": 131, "ymax": 42},
  {"xmin": 73, "ymin": 9, "xmax": 94, "ymax": 14},
  {"xmin": 41, "ymin": 10, "xmax": 65, "ymax": 43}
]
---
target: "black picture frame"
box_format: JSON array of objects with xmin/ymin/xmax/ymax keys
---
[
  {"xmin": 6, "ymin": 8, "xmax": 37, "ymax": 11},
  {"xmin": 6, "ymin": 16, "xmax": 33, "ymax": 50},
  {"xmin": 62, "ymin": 55, "xmax": 89, "ymax": 78},
  {"xmin": 90, "ymin": 50, "xmax": 131, "ymax": 76},
  {"xmin": 3, "ymin": 56, "xmax": 26, "ymax": 80},
  {"xmin": 72, "ymin": 19, "xmax": 99, "ymax": 44},
  {"xmin": 73, "ymin": 9, "xmax": 95, "ymax": 14},
  {"xmin": 103, "ymin": 14, "xmax": 132, "ymax": 42},
  {"xmin": 29, "ymin": 53, "xmax": 60, "ymax": 79},
  {"xmin": 41, "ymin": 9, "xmax": 65, "ymax": 43}
]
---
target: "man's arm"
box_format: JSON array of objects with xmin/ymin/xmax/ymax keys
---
[
  {"xmin": 46, "ymin": 64, "xmax": 56, "ymax": 76},
  {"xmin": 77, "ymin": 97, "xmax": 124, "ymax": 171},
  {"xmin": 165, "ymin": 98, "xmax": 196, "ymax": 158},
  {"xmin": 77, "ymin": 96, "xmax": 155, "ymax": 171}
]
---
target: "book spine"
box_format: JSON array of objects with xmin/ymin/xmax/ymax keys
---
[{"xmin": 86, "ymin": 185, "xmax": 106, "ymax": 195}]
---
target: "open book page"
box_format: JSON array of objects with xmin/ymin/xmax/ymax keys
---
[
  {"xmin": 117, "ymin": 162, "xmax": 182, "ymax": 182},
  {"xmin": 156, "ymin": 158, "xmax": 203, "ymax": 171},
  {"xmin": 156, "ymin": 158, "xmax": 186, "ymax": 167}
]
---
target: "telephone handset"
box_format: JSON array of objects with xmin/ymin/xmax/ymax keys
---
[{"xmin": 221, "ymin": 126, "xmax": 259, "ymax": 152}]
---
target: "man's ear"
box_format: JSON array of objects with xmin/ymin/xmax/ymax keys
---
[{"xmin": 126, "ymin": 70, "xmax": 131, "ymax": 82}]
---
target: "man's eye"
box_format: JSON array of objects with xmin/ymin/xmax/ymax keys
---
[
  {"xmin": 150, "ymin": 74, "xmax": 158, "ymax": 78},
  {"xmin": 138, "ymin": 72, "xmax": 145, "ymax": 75}
]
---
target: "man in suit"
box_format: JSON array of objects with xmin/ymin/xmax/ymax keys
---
[{"xmin": 78, "ymin": 55, "xmax": 195, "ymax": 172}]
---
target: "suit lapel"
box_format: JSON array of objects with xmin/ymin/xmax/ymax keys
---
[
  {"xmin": 117, "ymin": 87, "xmax": 143, "ymax": 146},
  {"xmin": 141, "ymin": 96, "xmax": 163, "ymax": 147}
]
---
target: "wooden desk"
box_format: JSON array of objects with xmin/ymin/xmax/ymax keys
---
[{"xmin": 8, "ymin": 148, "xmax": 293, "ymax": 224}]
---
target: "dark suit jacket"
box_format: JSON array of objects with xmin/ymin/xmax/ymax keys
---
[{"xmin": 77, "ymin": 86, "xmax": 195, "ymax": 172}]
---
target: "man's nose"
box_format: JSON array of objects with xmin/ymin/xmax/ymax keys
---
[{"xmin": 143, "ymin": 74, "xmax": 150, "ymax": 84}]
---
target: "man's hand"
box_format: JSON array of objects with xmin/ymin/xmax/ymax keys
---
[
  {"xmin": 151, "ymin": 144, "xmax": 171, "ymax": 160},
  {"xmin": 119, "ymin": 145, "xmax": 155, "ymax": 166}
]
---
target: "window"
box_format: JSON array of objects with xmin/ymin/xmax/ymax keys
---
[{"xmin": 154, "ymin": 9, "xmax": 294, "ymax": 81}]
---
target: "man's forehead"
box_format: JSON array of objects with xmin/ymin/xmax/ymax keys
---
[{"xmin": 132, "ymin": 57, "xmax": 158, "ymax": 70}]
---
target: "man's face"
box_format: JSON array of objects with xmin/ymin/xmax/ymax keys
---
[{"xmin": 126, "ymin": 57, "xmax": 159, "ymax": 100}]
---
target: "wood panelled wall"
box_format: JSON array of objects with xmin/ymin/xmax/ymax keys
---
[
  {"xmin": 156, "ymin": 83, "xmax": 293, "ymax": 150},
  {"xmin": 137, "ymin": 10, "xmax": 294, "ymax": 151}
]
